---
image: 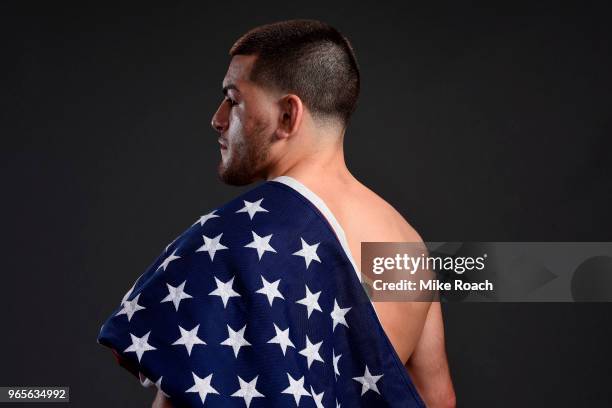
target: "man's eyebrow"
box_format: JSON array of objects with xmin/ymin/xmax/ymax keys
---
[{"xmin": 222, "ymin": 84, "xmax": 240, "ymax": 95}]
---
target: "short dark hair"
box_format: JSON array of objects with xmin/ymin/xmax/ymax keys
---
[{"xmin": 230, "ymin": 19, "xmax": 360, "ymax": 129}]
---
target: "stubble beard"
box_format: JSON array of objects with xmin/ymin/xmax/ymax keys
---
[{"xmin": 217, "ymin": 124, "xmax": 273, "ymax": 186}]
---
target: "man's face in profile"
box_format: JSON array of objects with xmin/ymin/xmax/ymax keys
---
[{"xmin": 211, "ymin": 55, "xmax": 277, "ymax": 186}]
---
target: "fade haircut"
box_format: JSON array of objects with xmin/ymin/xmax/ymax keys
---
[{"xmin": 229, "ymin": 19, "xmax": 360, "ymax": 129}]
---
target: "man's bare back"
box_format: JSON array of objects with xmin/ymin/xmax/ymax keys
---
[
  {"xmin": 289, "ymin": 173, "xmax": 456, "ymax": 407},
  {"xmin": 291, "ymin": 173, "xmax": 427, "ymax": 360}
]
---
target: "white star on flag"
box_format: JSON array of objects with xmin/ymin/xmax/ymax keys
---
[
  {"xmin": 310, "ymin": 386, "xmax": 325, "ymax": 408},
  {"xmin": 267, "ymin": 323, "xmax": 295, "ymax": 355},
  {"xmin": 196, "ymin": 233, "xmax": 228, "ymax": 261},
  {"xmin": 231, "ymin": 375, "xmax": 265, "ymax": 407},
  {"xmin": 124, "ymin": 331, "xmax": 156, "ymax": 362},
  {"xmin": 298, "ymin": 335, "xmax": 324, "ymax": 368},
  {"xmin": 186, "ymin": 372, "xmax": 219, "ymax": 405},
  {"xmin": 292, "ymin": 237, "xmax": 321, "ymax": 268},
  {"xmin": 296, "ymin": 285, "xmax": 322, "ymax": 318},
  {"xmin": 221, "ymin": 324, "xmax": 251, "ymax": 357},
  {"xmin": 244, "ymin": 231, "xmax": 276, "ymax": 260},
  {"xmin": 192, "ymin": 210, "xmax": 220, "ymax": 227},
  {"xmin": 157, "ymin": 249, "xmax": 181, "ymax": 271},
  {"xmin": 172, "ymin": 324, "xmax": 206, "ymax": 356},
  {"xmin": 208, "ymin": 276, "xmax": 241, "ymax": 308},
  {"xmin": 281, "ymin": 373, "xmax": 311, "ymax": 406},
  {"xmin": 236, "ymin": 198, "xmax": 268, "ymax": 220},
  {"xmin": 120, "ymin": 282, "xmax": 136, "ymax": 306},
  {"xmin": 256, "ymin": 275, "xmax": 284, "ymax": 306},
  {"xmin": 160, "ymin": 281, "xmax": 193, "ymax": 311},
  {"xmin": 336, "ymin": 398, "xmax": 341, "ymax": 408},
  {"xmin": 116, "ymin": 293, "xmax": 145, "ymax": 321},
  {"xmin": 333, "ymin": 350, "xmax": 342, "ymax": 379},
  {"xmin": 352, "ymin": 365, "xmax": 384, "ymax": 396},
  {"xmin": 330, "ymin": 299, "xmax": 351, "ymax": 331}
]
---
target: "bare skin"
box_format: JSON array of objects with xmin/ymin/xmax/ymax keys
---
[
  {"xmin": 152, "ymin": 54, "xmax": 455, "ymax": 407},
  {"xmin": 407, "ymin": 302, "xmax": 456, "ymax": 407}
]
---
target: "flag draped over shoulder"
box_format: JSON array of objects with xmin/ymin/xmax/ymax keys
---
[{"xmin": 97, "ymin": 176, "xmax": 425, "ymax": 407}]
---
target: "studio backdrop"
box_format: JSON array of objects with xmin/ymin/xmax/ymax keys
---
[{"xmin": 2, "ymin": 3, "xmax": 611, "ymax": 407}]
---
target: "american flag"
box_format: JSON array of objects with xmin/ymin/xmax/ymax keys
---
[{"xmin": 98, "ymin": 176, "xmax": 425, "ymax": 407}]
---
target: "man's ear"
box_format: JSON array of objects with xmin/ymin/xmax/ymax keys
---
[{"xmin": 275, "ymin": 94, "xmax": 303, "ymax": 140}]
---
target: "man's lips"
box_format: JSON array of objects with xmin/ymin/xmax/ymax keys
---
[{"xmin": 218, "ymin": 138, "xmax": 227, "ymax": 150}]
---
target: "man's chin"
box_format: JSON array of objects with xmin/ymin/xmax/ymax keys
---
[{"xmin": 217, "ymin": 163, "xmax": 258, "ymax": 186}]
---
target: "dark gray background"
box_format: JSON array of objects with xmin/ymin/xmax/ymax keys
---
[{"xmin": 2, "ymin": 3, "xmax": 611, "ymax": 407}]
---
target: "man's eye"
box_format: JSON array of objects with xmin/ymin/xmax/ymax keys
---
[{"xmin": 225, "ymin": 97, "xmax": 237, "ymax": 107}]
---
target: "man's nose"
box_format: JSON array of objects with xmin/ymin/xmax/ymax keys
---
[{"xmin": 211, "ymin": 103, "xmax": 229, "ymax": 134}]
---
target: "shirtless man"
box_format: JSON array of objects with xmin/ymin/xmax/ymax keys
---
[{"xmin": 153, "ymin": 19, "xmax": 455, "ymax": 407}]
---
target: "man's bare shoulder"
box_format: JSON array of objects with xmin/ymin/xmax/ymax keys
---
[{"xmin": 342, "ymin": 181, "xmax": 423, "ymax": 244}]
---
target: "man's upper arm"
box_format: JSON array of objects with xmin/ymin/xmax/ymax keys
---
[
  {"xmin": 371, "ymin": 215, "xmax": 431, "ymax": 364},
  {"xmin": 406, "ymin": 302, "xmax": 456, "ymax": 407},
  {"xmin": 372, "ymin": 300, "xmax": 431, "ymax": 363}
]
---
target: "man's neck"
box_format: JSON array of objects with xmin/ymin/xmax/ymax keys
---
[{"xmin": 265, "ymin": 143, "xmax": 355, "ymax": 190}]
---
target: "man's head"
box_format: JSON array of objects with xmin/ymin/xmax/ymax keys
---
[{"xmin": 211, "ymin": 19, "xmax": 360, "ymax": 185}]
